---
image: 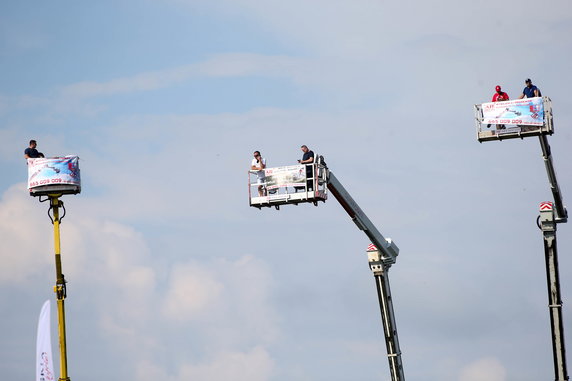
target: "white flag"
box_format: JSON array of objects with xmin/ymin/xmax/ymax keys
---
[{"xmin": 36, "ymin": 300, "xmax": 55, "ymax": 381}]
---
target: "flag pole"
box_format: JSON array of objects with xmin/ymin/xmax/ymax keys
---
[{"xmin": 36, "ymin": 300, "xmax": 55, "ymax": 381}]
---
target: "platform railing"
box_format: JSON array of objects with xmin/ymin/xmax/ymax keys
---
[
  {"xmin": 474, "ymin": 96, "xmax": 553, "ymax": 142},
  {"xmin": 249, "ymin": 163, "xmax": 328, "ymax": 208}
]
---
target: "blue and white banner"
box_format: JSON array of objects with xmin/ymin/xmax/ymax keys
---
[
  {"xmin": 36, "ymin": 300, "xmax": 55, "ymax": 381},
  {"xmin": 27, "ymin": 156, "xmax": 81, "ymax": 190},
  {"xmin": 481, "ymin": 97, "xmax": 544, "ymax": 126}
]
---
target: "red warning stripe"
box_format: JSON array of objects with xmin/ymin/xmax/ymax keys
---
[
  {"xmin": 367, "ymin": 243, "xmax": 378, "ymax": 251},
  {"xmin": 540, "ymin": 202, "xmax": 553, "ymax": 211}
]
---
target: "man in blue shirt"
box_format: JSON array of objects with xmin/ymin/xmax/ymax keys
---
[
  {"xmin": 24, "ymin": 140, "xmax": 44, "ymax": 159},
  {"xmin": 519, "ymin": 78, "xmax": 541, "ymax": 99}
]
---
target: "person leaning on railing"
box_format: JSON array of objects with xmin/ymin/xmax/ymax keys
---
[
  {"xmin": 24, "ymin": 139, "xmax": 44, "ymax": 160},
  {"xmin": 518, "ymin": 78, "xmax": 541, "ymax": 99},
  {"xmin": 251, "ymin": 150, "xmax": 267, "ymax": 196}
]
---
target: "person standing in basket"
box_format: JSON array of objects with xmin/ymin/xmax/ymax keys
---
[
  {"xmin": 251, "ymin": 151, "xmax": 267, "ymax": 196},
  {"xmin": 298, "ymin": 145, "xmax": 315, "ymax": 191},
  {"xmin": 490, "ymin": 85, "xmax": 510, "ymax": 130},
  {"xmin": 24, "ymin": 140, "xmax": 44, "ymax": 160},
  {"xmin": 519, "ymin": 78, "xmax": 541, "ymax": 99}
]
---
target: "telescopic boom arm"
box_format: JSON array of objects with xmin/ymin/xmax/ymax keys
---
[
  {"xmin": 539, "ymin": 134, "xmax": 567, "ymax": 223},
  {"xmin": 327, "ymin": 171, "xmax": 399, "ymax": 266},
  {"xmin": 326, "ymin": 169, "xmax": 405, "ymax": 381}
]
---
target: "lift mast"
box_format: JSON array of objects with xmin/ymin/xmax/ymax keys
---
[
  {"xmin": 539, "ymin": 201, "xmax": 568, "ymax": 381},
  {"xmin": 537, "ymin": 134, "xmax": 568, "ymax": 381},
  {"xmin": 47, "ymin": 195, "xmax": 71, "ymax": 381},
  {"xmin": 327, "ymin": 171, "xmax": 405, "ymax": 381}
]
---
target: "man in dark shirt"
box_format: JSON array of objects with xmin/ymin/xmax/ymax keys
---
[
  {"xmin": 518, "ymin": 78, "xmax": 541, "ymax": 99},
  {"xmin": 298, "ymin": 145, "xmax": 315, "ymax": 191},
  {"xmin": 24, "ymin": 140, "xmax": 44, "ymax": 159}
]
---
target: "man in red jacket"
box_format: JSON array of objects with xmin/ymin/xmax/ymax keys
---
[
  {"xmin": 488, "ymin": 85, "xmax": 510, "ymax": 129},
  {"xmin": 492, "ymin": 85, "xmax": 509, "ymax": 102}
]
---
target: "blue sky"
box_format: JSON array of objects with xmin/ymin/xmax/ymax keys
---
[{"xmin": 1, "ymin": 1, "xmax": 572, "ymax": 380}]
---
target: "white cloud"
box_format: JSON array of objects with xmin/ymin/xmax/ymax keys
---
[
  {"xmin": 0, "ymin": 183, "xmax": 53, "ymax": 283},
  {"xmin": 133, "ymin": 346, "xmax": 274, "ymax": 381},
  {"xmin": 0, "ymin": 53, "xmax": 316, "ymax": 119},
  {"xmin": 58, "ymin": 54, "xmax": 307, "ymax": 100},
  {"xmin": 0, "ymin": 50, "xmax": 397, "ymax": 119},
  {"xmin": 95, "ymin": 254, "xmax": 278, "ymax": 380},
  {"xmin": 459, "ymin": 357, "xmax": 507, "ymax": 381},
  {"xmin": 0, "ymin": 185, "xmax": 159, "ymax": 354},
  {"xmin": 163, "ymin": 262, "xmax": 224, "ymax": 321},
  {"xmin": 162, "ymin": 255, "xmax": 278, "ymax": 346},
  {"xmin": 177, "ymin": 346, "xmax": 274, "ymax": 381},
  {"xmin": 32, "ymin": 195, "xmax": 280, "ymax": 377},
  {"xmin": 59, "ymin": 65, "xmax": 199, "ymax": 99}
]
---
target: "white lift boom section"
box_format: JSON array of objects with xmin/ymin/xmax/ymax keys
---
[
  {"xmin": 327, "ymin": 172, "xmax": 399, "ymax": 265},
  {"xmin": 537, "ymin": 134, "xmax": 569, "ymax": 381},
  {"xmin": 539, "ymin": 134, "xmax": 567, "ymax": 223},
  {"xmin": 327, "ymin": 170, "xmax": 405, "ymax": 381}
]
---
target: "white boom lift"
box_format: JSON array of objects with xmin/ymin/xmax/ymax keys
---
[
  {"xmin": 249, "ymin": 157, "xmax": 405, "ymax": 381},
  {"xmin": 474, "ymin": 96, "xmax": 569, "ymax": 380}
]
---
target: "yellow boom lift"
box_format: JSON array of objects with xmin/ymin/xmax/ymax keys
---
[{"xmin": 28, "ymin": 156, "xmax": 81, "ymax": 381}]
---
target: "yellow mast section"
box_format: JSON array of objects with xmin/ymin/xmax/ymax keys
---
[{"xmin": 50, "ymin": 196, "xmax": 70, "ymax": 381}]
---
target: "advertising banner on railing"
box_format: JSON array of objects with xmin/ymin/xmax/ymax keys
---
[
  {"xmin": 27, "ymin": 156, "xmax": 81, "ymax": 190},
  {"xmin": 264, "ymin": 165, "xmax": 306, "ymax": 190},
  {"xmin": 481, "ymin": 97, "xmax": 544, "ymax": 126}
]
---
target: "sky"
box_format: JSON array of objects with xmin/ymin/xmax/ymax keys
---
[{"xmin": 1, "ymin": 0, "xmax": 572, "ymax": 380}]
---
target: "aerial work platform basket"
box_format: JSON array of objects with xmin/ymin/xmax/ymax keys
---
[
  {"xmin": 249, "ymin": 158, "xmax": 328, "ymax": 209},
  {"xmin": 474, "ymin": 96, "xmax": 553, "ymax": 142},
  {"xmin": 27, "ymin": 156, "xmax": 81, "ymax": 197}
]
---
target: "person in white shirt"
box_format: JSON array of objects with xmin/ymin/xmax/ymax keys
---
[{"xmin": 251, "ymin": 151, "xmax": 267, "ymax": 196}]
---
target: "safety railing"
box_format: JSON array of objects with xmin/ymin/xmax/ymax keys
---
[
  {"xmin": 28, "ymin": 156, "xmax": 81, "ymax": 197},
  {"xmin": 474, "ymin": 96, "xmax": 553, "ymax": 142},
  {"xmin": 249, "ymin": 162, "xmax": 328, "ymax": 209}
]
